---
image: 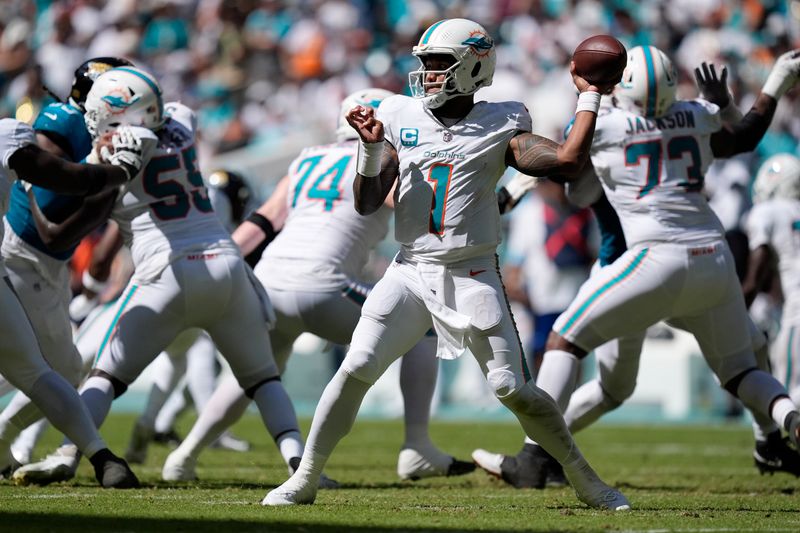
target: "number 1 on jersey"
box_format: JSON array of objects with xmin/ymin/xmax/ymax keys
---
[{"xmin": 427, "ymin": 163, "xmax": 453, "ymax": 235}]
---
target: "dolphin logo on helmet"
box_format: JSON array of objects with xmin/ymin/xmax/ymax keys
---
[
  {"xmin": 409, "ymin": 18, "xmax": 496, "ymax": 109},
  {"xmin": 83, "ymin": 66, "xmax": 164, "ymax": 138}
]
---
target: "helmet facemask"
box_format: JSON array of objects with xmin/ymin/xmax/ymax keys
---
[{"xmin": 408, "ymin": 57, "xmax": 461, "ymax": 109}]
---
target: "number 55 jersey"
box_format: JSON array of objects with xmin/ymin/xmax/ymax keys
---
[
  {"xmin": 590, "ymin": 99, "xmax": 725, "ymax": 247},
  {"xmin": 112, "ymin": 102, "xmax": 237, "ymax": 282}
]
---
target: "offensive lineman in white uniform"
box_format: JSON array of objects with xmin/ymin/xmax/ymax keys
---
[
  {"xmin": 264, "ymin": 19, "xmax": 631, "ymax": 510},
  {"xmin": 0, "ymin": 117, "xmax": 143, "ymax": 488},
  {"xmin": 13, "ymin": 66, "xmax": 298, "ymax": 486},
  {"xmin": 475, "ymin": 66, "xmax": 800, "ymax": 484},
  {"xmin": 496, "ymin": 46, "xmax": 800, "ymax": 480},
  {"xmin": 161, "ymin": 88, "xmax": 473, "ymax": 483},
  {"xmin": 745, "ymin": 154, "xmax": 800, "ymax": 406}
]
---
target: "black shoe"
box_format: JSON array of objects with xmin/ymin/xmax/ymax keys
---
[
  {"xmin": 446, "ymin": 458, "xmax": 476, "ymax": 477},
  {"xmin": 754, "ymin": 431, "xmax": 800, "ymax": 477},
  {"xmin": 153, "ymin": 429, "xmax": 183, "ymax": 447},
  {"xmin": 545, "ymin": 459, "xmax": 567, "ymax": 487},
  {"xmin": 473, "ymin": 443, "xmax": 551, "ymax": 489},
  {"xmin": 92, "ymin": 451, "xmax": 140, "ymax": 489}
]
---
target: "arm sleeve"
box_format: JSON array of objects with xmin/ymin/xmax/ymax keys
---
[
  {"xmin": 0, "ymin": 119, "xmax": 36, "ymax": 172},
  {"xmin": 746, "ymin": 204, "xmax": 773, "ymax": 250}
]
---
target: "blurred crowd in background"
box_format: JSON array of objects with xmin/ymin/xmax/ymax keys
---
[{"xmin": 1, "ymin": 0, "xmax": 798, "ymax": 164}]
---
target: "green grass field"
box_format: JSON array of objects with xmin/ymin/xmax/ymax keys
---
[{"xmin": 1, "ymin": 414, "xmax": 798, "ymax": 532}]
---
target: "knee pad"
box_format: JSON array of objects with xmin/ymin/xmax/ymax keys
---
[
  {"xmin": 341, "ymin": 348, "xmax": 384, "ymax": 385},
  {"xmin": 486, "ymin": 368, "xmax": 522, "ymax": 400},
  {"xmin": 88, "ymin": 369, "xmax": 128, "ymax": 398}
]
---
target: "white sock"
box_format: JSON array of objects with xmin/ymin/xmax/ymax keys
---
[
  {"xmin": 564, "ymin": 379, "xmax": 621, "ymax": 433},
  {"xmin": 11, "ymin": 418, "xmax": 49, "ymax": 464},
  {"xmin": 175, "ymin": 375, "xmax": 251, "ymax": 459},
  {"xmin": 185, "ymin": 335, "xmax": 218, "ymax": 412},
  {"xmin": 399, "ymin": 338, "xmax": 438, "ymax": 449},
  {"xmin": 79, "ymin": 376, "xmax": 116, "ymax": 429},
  {"xmin": 297, "ymin": 369, "xmax": 371, "ymax": 481},
  {"xmin": 536, "ymin": 349, "xmax": 580, "ymax": 412},
  {"xmin": 0, "ymin": 392, "xmax": 41, "ymax": 443},
  {"xmin": 251, "ymin": 379, "xmax": 303, "ymax": 465},
  {"xmin": 29, "ymin": 371, "xmax": 106, "ymax": 457},
  {"xmin": 154, "ymin": 386, "xmax": 189, "ymax": 433}
]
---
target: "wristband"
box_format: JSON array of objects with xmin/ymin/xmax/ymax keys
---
[
  {"xmin": 246, "ymin": 212, "xmax": 278, "ymax": 243},
  {"xmin": 82, "ymin": 270, "xmax": 108, "ymax": 293},
  {"xmin": 762, "ymin": 69, "xmax": 793, "ymax": 100},
  {"xmin": 575, "ymin": 91, "xmax": 601, "ymax": 114},
  {"xmin": 357, "ymin": 139, "xmax": 385, "ymax": 177}
]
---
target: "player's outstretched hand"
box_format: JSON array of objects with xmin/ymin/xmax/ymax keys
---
[
  {"xmin": 694, "ymin": 62, "xmax": 730, "ymax": 108},
  {"xmin": 763, "ymin": 49, "xmax": 800, "ymax": 99},
  {"xmin": 570, "ymin": 61, "xmax": 615, "ymax": 95},
  {"xmin": 101, "ymin": 126, "xmax": 143, "ymax": 181},
  {"xmin": 346, "ymin": 105, "xmax": 384, "ymax": 143}
]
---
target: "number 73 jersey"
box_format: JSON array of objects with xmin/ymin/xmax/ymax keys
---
[
  {"xmin": 378, "ymin": 95, "xmax": 531, "ymax": 263},
  {"xmin": 590, "ymin": 99, "xmax": 726, "ymax": 247},
  {"xmin": 112, "ymin": 102, "xmax": 235, "ymax": 282}
]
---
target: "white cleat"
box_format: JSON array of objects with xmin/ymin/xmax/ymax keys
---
[
  {"xmin": 161, "ymin": 451, "xmax": 197, "ymax": 482},
  {"xmin": 288, "ymin": 457, "xmax": 339, "ymax": 489},
  {"xmin": 398, "ymin": 446, "xmax": 475, "ymax": 480},
  {"xmin": 209, "ymin": 431, "xmax": 250, "ymax": 453},
  {"xmin": 125, "ymin": 420, "xmax": 153, "ymax": 465},
  {"xmin": 262, "ymin": 474, "xmax": 318, "ymax": 506},
  {"xmin": 12, "ymin": 445, "xmax": 79, "ymax": 486},
  {"xmin": 471, "ymin": 449, "xmax": 504, "ymax": 477}
]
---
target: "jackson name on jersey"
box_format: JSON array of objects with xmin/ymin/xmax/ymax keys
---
[{"xmin": 590, "ymin": 99, "xmax": 726, "ymax": 247}]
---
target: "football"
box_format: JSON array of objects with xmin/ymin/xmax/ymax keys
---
[{"xmin": 572, "ymin": 35, "xmax": 627, "ymax": 87}]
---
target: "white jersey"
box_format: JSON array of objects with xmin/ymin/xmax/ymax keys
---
[
  {"xmin": 0, "ymin": 119, "xmax": 36, "ymax": 259},
  {"xmin": 747, "ymin": 198, "xmax": 800, "ymax": 322},
  {"xmin": 111, "ymin": 103, "xmax": 237, "ymax": 282},
  {"xmin": 258, "ymin": 140, "xmax": 391, "ymax": 291},
  {"xmin": 378, "ymin": 95, "xmax": 531, "ymax": 263},
  {"xmin": 590, "ymin": 99, "xmax": 725, "ymax": 247}
]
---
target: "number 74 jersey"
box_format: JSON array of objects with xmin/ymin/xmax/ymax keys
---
[
  {"xmin": 112, "ymin": 102, "xmax": 236, "ymax": 283},
  {"xmin": 590, "ymin": 99, "xmax": 726, "ymax": 247}
]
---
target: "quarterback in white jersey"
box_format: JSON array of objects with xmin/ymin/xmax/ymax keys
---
[
  {"xmin": 0, "ymin": 117, "xmax": 143, "ymax": 488},
  {"xmin": 529, "ymin": 46, "xmax": 800, "ymax": 469},
  {"xmin": 13, "ymin": 67, "xmax": 297, "ymax": 487},
  {"xmin": 265, "ymin": 19, "xmax": 630, "ymax": 511},
  {"xmin": 162, "ymin": 88, "xmax": 473, "ymax": 484},
  {"xmin": 745, "ymin": 154, "xmax": 800, "ymax": 406}
]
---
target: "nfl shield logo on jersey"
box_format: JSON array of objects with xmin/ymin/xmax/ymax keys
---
[{"xmin": 442, "ymin": 130, "xmax": 453, "ymax": 142}]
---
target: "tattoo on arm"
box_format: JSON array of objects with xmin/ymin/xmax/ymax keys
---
[{"xmin": 508, "ymin": 133, "xmax": 561, "ymax": 176}]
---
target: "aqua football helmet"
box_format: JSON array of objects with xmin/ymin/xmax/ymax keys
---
[
  {"xmin": 616, "ymin": 45, "xmax": 678, "ymax": 118},
  {"xmin": 409, "ymin": 18, "xmax": 496, "ymax": 109},
  {"xmin": 753, "ymin": 153, "xmax": 800, "ymax": 203},
  {"xmin": 336, "ymin": 88, "xmax": 394, "ymax": 142},
  {"xmin": 83, "ymin": 66, "xmax": 164, "ymax": 139}
]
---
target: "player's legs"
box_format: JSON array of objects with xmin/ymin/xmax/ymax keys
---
[
  {"xmin": 264, "ymin": 262, "xmax": 433, "ymax": 505},
  {"xmin": 670, "ymin": 249, "xmax": 800, "ymax": 456},
  {"xmin": 125, "ymin": 329, "xmax": 197, "ymax": 464},
  {"xmin": 202, "ymin": 256, "xmax": 305, "ymax": 481},
  {"xmin": 564, "ymin": 332, "xmax": 646, "ymax": 433},
  {"xmin": 0, "ymin": 257, "xmax": 84, "ymax": 458},
  {"xmin": 0, "ymin": 277, "xmax": 136, "ymax": 487},
  {"xmin": 771, "ymin": 321, "xmax": 800, "ymax": 406},
  {"xmin": 462, "ymin": 265, "xmax": 628, "ymax": 509}
]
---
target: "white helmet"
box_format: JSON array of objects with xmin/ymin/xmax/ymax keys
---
[
  {"xmin": 753, "ymin": 153, "xmax": 800, "ymax": 203},
  {"xmin": 83, "ymin": 66, "xmax": 164, "ymax": 139},
  {"xmin": 335, "ymin": 88, "xmax": 394, "ymax": 142},
  {"xmin": 616, "ymin": 45, "xmax": 678, "ymax": 118},
  {"xmin": 409, "ymin": 18, "xmax": 496, "ymax": 109}
]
